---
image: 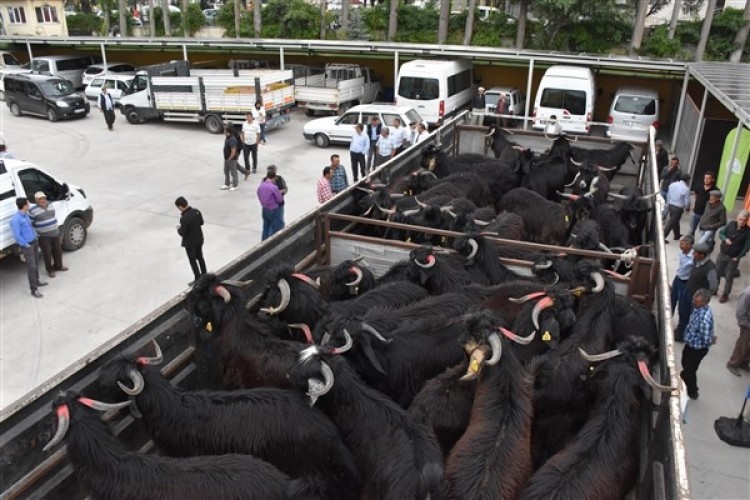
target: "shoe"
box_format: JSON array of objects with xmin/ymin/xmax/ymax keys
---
[
  {"xmin": 664, "ymin": 239, "xmax": 669, "ymax": 244},
  {"xmin": 687, "ymin": 392, "xmax": 698, "ymax": 400},
  {"xmin": 726, "ymin": 365, "xmax": 741, "ymax": 377},
  {"xmin": 244, "ymin": 173, "xmax": 250, "ymax": 181},
  {"xmin": 37, "ymin": 281, "xmax": 49, "ymax": 287},
  {"xmin": 219, "ymin": 185, "xmax": 230, "ymax": 190},
  {"xmin": 673, "ymin": 236, "xmax": 680, "ymax": 241},
  {"xmin": 719, "ymin": 295, "xmax": 729, "ymax": 303},
  {"xmin": 48, "ymin": 271, "xmax": 56, "ymax": 278},
  {"xmin": 57, "ymin": 266, "xmax": 69, "ymax": 271},
  {"xmin": 252, "ymin": 169, "xmax": 257, "ymax": 174},
  {"xmin": 229, "ymin": 186, "xmax": 238, "ymax": 191},
  {"xmin": 31, "ymin": 290, "xmax": 44, "ymax": 298}
]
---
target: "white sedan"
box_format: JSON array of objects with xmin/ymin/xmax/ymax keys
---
[{"xmin": 84, "ymin": 75, "xmax": 135, "ymax": 106}]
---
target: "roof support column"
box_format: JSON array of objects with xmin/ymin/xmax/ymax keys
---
[
  {"xmin": 26, "ymin": 41, "xmax": 33, "ymax": 63},
  {"xmin": 393, "ymin": 50, "xmax": 399, "ymax": 100},
  {"xmin": 719, "ymin": 120, "xmax": 745, "ymax": 199},
  {"xmin": 182, "ymin": 44, "xmax": 187, "ymax": 61},
  {"xmin": 523, "ymin": 58, "xmax": 534, "ymax": 131},
  {"xmin": 671, "ymin": 69, "xmax": 690, "ymax": 150},
  {"xmin": 100, "ymin": 43, "xmax": 108, "ymax": 67},
  {"xmin": 687, "ymin": 87, "xmax": 709, "ymax": 177},
  {"xmin": 280, "ymin": 47, "xmax": 285, "ymax": 70}
]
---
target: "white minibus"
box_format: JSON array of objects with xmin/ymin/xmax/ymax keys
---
[
  {"xmin": 532, "ymin": 65, "xmax": 596, "ymax": 134},
  {"xmin": 30, "ymin": 55, "xmax": 100, "ymax": 89}
]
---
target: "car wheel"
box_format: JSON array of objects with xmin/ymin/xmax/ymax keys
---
[
  {"xmin": 47, "ymin": 107, "xmax": 59, "ymax": 122},
  {"xmin": 314, "ymin": 133, "xmax": 330, "ymax": 148},
  {"xmin": 305, "ymin": 108, "xmax": 315, "ymax": 117},
  {"xmin": 204, "ymin": 114, "xmax": 223, "ymax": 134},
  {"xmin": 62, "ymin": 217, "xmax": 87, "ymax": 251},
  {"xmin": 125, "ymin": 107, "xmax": 140, "ymax": 124},
  {"xmin": 9, "ymin": 102, "xmax": 21, "ymax": 116}
]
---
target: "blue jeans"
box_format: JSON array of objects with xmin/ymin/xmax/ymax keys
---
[
  {"xmin": 689, "ymin": 212, "xmax": 702, "ymax": 236},
  {"xmin": 261, "ymin": 206, "xmax": 283, "ymax": 240},
  {"xmin": 676, "ymin": 291, "xmax": 693, "ymax": 340},
  {"xmin": 671, "ymin": 277, "xmax": 687, "ymax": 314}
]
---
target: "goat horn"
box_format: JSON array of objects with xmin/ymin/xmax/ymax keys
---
[
  {"xmin": 532, "ymin": 296, "xmax": 554, "ymax": 330},
  {"xmin": 77, "ymin": 397, "xmax": 131, "ymax": 413},
  {"xmin": 509, "ymin": 291, "xmax": 547, "ymax": 304},
  {"xmin": 414, "ymin": 254, "xmax": 436, "ymax": 269},
  {"xmin": 420, "ymin": 170, "xmax": 438, "ymax": 179},
  {"xmin": 212, "ymin": 285, "xmax": 231, "ymax": 303},
  {"xmin": 136, "ymin": 340, "xmax": 163, "ymax": 366},
  {"xmin": 43, "ymin": 405, "xmax": 71, "ymax": 452},
  {"xmin": 570, "ymin": 158, "xmax": 583, "ymax": 166},
  {"xmin": 355, "ymin": 186, "xmax": 374, "ymax": 194},
  {"xmin": 376, "ymin": 204, "xmax": 397, "ymax": 216},
  {"xmin": 486, "ymin": 332, "xmax": 503, "ymax": 366},
  {"xmin": 306, "ymin": 361, "xmax": 334, "ymax": 406},
  {"xmin": 346, "ymin": 266, "xmax": 363, "ymax": 286},
  {"xmin": 260, "ymin": 278, "xmax": 291, "ymax": 315},
  {"xmin": 579, "ymin": 347, "xmax": 622, "ymax": 363},
  {"xmin": 557, "ymin": 191, "xmax": 579, "ymax": 201},
  {"xmin": 443, "ymin": 207, "xmax": 457, "ymax": 218},
  {"xmin": 564, "ymin": 173, "xmax": 580, "ymax": 188},
  {"xmin": 402, "ymin": 208, "xmax": 421, "ymax": 217},
  {"xmin": 118, "ymin": 368, "xmax": 145, "ymax": 396},
  {"xmin": 331, "ymin": 329, "xmax": 354, "ymax": 355},
  {"xmin": 288, "ymin": 323, "xmax": 314, "ymax": 344},
  {"xmin": 599, "ymin": 243, "xmax": 614, "ymax": 253},
  {"xmin": 550, "ymin": 272, "xmax": 560, "ymax": 286},
  {"xmin": 362, "ymin": 204, "xmax": 374, "ymax": 216},
  {"xmin": 391, "ymin": 193, "xmax": 405, "ymax": 199},
  {"xmin": 639, "ymin": 192, "xmax": 659, "ymax": 200},
  {"xmin": 292, "ymin": 273, "xmax": 320, "ymax": 290},
  {"xmin": 361, "ymin": 322, "xmax": 393, "ymax": 343},
  {"xmin": 597, "ymin": 165, "xmax": 617, "ymax": 172},
  {"xmin": 512, "ymin": 145, "xmax": 526, "ymax": 151},
  {"xmin": 534, "ymin": 259, "xmax": 553, "ymax": 270},
  {"xmin": 591, "ymin": 272, "xmax": 605, "ymax": 293},
  {"xmin": 501, "ymin": 127, "xmax": 514, "ymax": 135},
  {"xmin": 473, "ymin": 219, "xmax": 491, "ymax": 226},
  {"xmin": 638, "ymin": 360, "xmax": 675, "ymax": 392},
  {"xmin": 500, "ymin": 326, "xmax": 535, "ymax": 345},
  {"xmin": 414, "ymin": 196, "xmax": 428, "ymax": 208},
  {"xmin": 220, "ymin": 279, "xmax": 253, "ymax": 287},
  {"xmin": 608, "ymin": 193, "xmax": 628, "ymax": 200},
  {"xmin": 466, "ymin": 238, "xmax": 479, "ymax": 261},
  {"xmin": 460, "ymin": 348, "xmax": 487, "ymax": 381},
  {"xmin": 485, "ymin": 127, "xmax": 496, "ymax": 137}
]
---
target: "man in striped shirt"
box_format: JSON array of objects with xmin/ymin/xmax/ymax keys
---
[
  {"xmin": 680, "ymin": 289, "xmax": 716, "ymax": 400},
  {"xmin": 317, "ymin": 167, "xmax": 333, "ymax": 204},
  {"xmin": 29, "ymin": 191, "xmax": 68, "ymax": 278}
]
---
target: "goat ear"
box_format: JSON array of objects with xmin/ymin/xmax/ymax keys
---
[{"xmin": 360, "ymin": 336, "xmax": 387, "ymax": 375}]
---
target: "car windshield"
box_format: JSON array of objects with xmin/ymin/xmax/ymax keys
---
[
  {"xmin": 614, "ymin": 96, "xmax": 656, "ymax": 115},
  {"xmin": 398, "ymin": 77, "xmax": 439, "ymax": 101},
  {"xmin": 84, "ymin": 66, "xmax": 104, "ymax": 75},
  {"xmin": 486, "ymin": 93, "xmax": 509, "ymax": 106},
  {"xmin": 40, "ymin": 80, "xmax": 75, "ymax": 97},
  {"xmin": 540, "ymin": 88, "xmax": 586, "ymax": 116}
]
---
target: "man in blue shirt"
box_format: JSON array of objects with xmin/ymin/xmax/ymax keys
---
[
  {"xmin": 680, "ymin": 289, "xmax": 716, "ymax": 400},
  {"xmin": 10, "ymin": 197, "xmax": 48, "ymax": 298},
  {"xmin": 663, "ymin": 173, "xmax": 691, "ymax": 241},
  {"xmin": 671, "ymin": 235, "xmax": 694, "ymax": 315}
]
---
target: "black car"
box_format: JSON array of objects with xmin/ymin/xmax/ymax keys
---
[{"xmin": 4, "ymin": 73, "xmax": 90, "ymax": 122}]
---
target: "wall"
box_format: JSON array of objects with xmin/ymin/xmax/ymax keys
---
[{"xmin": 0, "ymin": 0, "xmax": 67, "ymax": 37}]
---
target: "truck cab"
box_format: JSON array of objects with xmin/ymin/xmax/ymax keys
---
[{"xmin": 0, "ymin": 159, "xmax": 94, "ymax": 258}]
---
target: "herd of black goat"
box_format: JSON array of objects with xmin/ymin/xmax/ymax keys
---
[{"xmin": 42, "ymin": 131, "xmax": 674, "ymax": 500}]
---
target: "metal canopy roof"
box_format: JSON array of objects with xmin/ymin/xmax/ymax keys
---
[{"xmin": 688, "ymin": 62, "xmax": 750, "ymax": 129}]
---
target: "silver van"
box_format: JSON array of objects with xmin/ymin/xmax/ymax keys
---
[
  {"xmin": 606, "ymin": 87, "xmax": 659, "ymax": 142},
  {"xmin": 30, "ymin": 55, "xmax": 100, "ymax": 89}
]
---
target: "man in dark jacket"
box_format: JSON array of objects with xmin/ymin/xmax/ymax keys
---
[
  {"xmin": 175, "ymin": 196, "xmax": 207, "ymax": 284},
  {"xmin": 716, "ymin": 210, "xmax": 750, "ymax": 303},
  {"xmin": 659, "ymin": 156, "xmax": 682, "ymax": 206},
  {"xmin": 690, "ymin": 170, "xmax": 717, "ymax": 237},
  {"xmin": 676, "ymin": 241, "xmax": 718, "ymax": 341},
  {"xmin": 366, "ymin": 117, "xmax": 382, "ymax": 172},
  {"xmin": 655, "ymin": 139, "xmax": 669, "ymax": 171},
  {"xmin": 698, "ymin": 190, "xmax": 727, "ymax": 247}
]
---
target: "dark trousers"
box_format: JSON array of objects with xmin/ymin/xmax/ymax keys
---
[
  {"xmin": 261, "ymin": 206, "xmax": 283, "ymax": 240},
  {"xmin": 671, "ymin": 277, "xmax": 688, "ymax": 314},
  {"xmin": 21, "ymin": 241, "xmax": 41, "ymax": 292},
  {"xmin": 680, "ymin": 345, "xmax": 709, "ymax": 396},
  {"xmin": 716, "ymin": 252, "xmax": 740, "ymax": 297},
  {"xmin": 185, "ymin": 245, "xmax": 207, "ymax": 280},
  {"xmin": 727, "ymin": 326, "xmax": 750, "ymax": 369},
  {"xmin": 689, "ymin": 212, "xmax": 702, "ymax": 236},
  {"xmin": 676, "ymin": 290, "xmax": 693, "ymax": 340},
  {"xmin": 350, "ymin": 152, "xmax": 366, "ymax": 181},
  {"xmin": 663, "ymin": 205, "xmax": 684, "ymax": 239},
  {"xmin": 38, "ymin": 234, "xmax": 63, "ymax": 273},
  {"xmin": 103, "ymin": 108, "xmax": 116, "ymax": 129},
  {"xmin": 367, "ymin": 142, "xmax": 378, "ymax": 171},
  {"xmin": 243, "ymin": 143, "xmax": 258, "ymax": 172}
]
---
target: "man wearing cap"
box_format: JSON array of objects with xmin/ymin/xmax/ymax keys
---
[
  {"xmin": 655, "ymin": 139, "xmax": 669, "ymax": 171},
  {"xmin": 715, "ymin": 210, "xmax": 750, "ymax": 303},
  {"xmin": 471, "ymin": 86, "xmax": 486, "ymax": 125},
  {"xmin": 676, "ymin": 241, "xmax": 717, "ymax": 341},
  {"xmin": 10, "ymin": 197, "xmax": 48, "ymax": 298},
  {"xmin": 698, "ymin": 190, "xmax": 727, "ymax": 247},
  {"xmin": 29, "ymin": 191, "xmax": 68, "ymax": 278}
]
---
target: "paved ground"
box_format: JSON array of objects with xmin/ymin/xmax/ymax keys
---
[{"xmin": 1, "ymin": 107, "xmax": 748, "ymax": 498}]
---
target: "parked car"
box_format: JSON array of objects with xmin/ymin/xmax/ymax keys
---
[
  {"xmin": 0, "ymin": 69, "xmax": 30, "ymax": 101},
  {"xmin": 84, "ymin": 74, "xmax": 135, "ymax": 105},
  {"xmin": 203, "ymin": 8, "xmax": 220, "ymax": 25},
  {"xmin": 303, "ymin": 103, "xmax": 424, "ymax": 148},
  {"xmin": 483, "ymin": 86, "xmax": 525, "ymax": 126},
  {"xmin": 4, "ymin": 73, "xmax": 90, "ymax": 122},
  {"xmin": 140, "ymin": 4, "xmax": 180, "ymax": 21},
  {"xmin": 28, "ymin": 54, "xmax": 100, "ymax": 89},
  {"xmin": 0, "ymin": 51, "xmax": 22, "ymax": 71},
  {"xmin": 606, "ymin": 86, "xmax": 660, "ymax": 142},
  {"xmin": 82, "ymin": 62, "xmax": 136, "ymax": 87},
  {"xmin": 532, "ymin": 65, "xmax": 596, "ymax": 134}
]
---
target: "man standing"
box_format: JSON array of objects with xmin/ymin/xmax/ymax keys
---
[
  {"xmin": 317, "ymin": 167, "xmax": 334, "ymax": 204},
  {"xmin": 716, "ymin": 210, "xmax": 750, "ymax": 303},
  {"xmin": 698, "ymin": 190, "xmax": 727, "ymax": 247},
  {"xmin": 471, "ymin": 86, "xmax": 486, "ymax": 125},
  {"xmin": 175, "ymin": 196, "xmax": 206, "ymax": 284},
  {"xmin": 676, "ymin": 241, "xmax": 718, "ymax": 341},
  {"xmin": 241, "ymin": 112, "xmax": 261, "ymax": 174},
  {"xmin": 545, "ymin": 115, "xmax": 563, "ymax": 137},
  {"xmin": 98, "ymin": 86, "xmax": 116, "ymax": 131},
  {"xmin": 414, "ymin": 123, "xmax": 430, "ymax": 143},
  {"xmin": 10, "ymin": 197, "xmax": 47, "ymax": 298},
  {"xmin": 29, "ymin": 192, "xmax": 68, "ymax": 278},
  {"xmin": 0, "ymin": 138, "xmax": 16, "ymax": 159},
  {"xmin": 257, "ymin": 171, "xmax": 284, "ymax": 240},
  {"xmin": 671, "ymin": 235, "xmax": 694, "ymax": 316},
  {"xmin": 680, "ymin": 289, "xmax": 716, "ymax": 400},
  {"xmin": 496, "ymin": 93, "xmax": 509, "ymax": 128},
  {"xmin": 390, "ymin": 118, "xmax": 408, "ymax": 154},
  {"xmin": 349, "ymin": 123, "xmax": 369, "ymax": 182},
  {"xmin": 366, "ymin": 117, "xmax": 382, "ymax": 171},
  {"xmin": 374, "ymin": 127, "xmax": 395, "ymax": 168},
  {"xmin": 221, "ymin": 125, "xmax": 239, "ymax": 191},
  {"xmin": 663, "ymin": 173, "xmax": 691, "ymax": 241},
  {"xmin": 328, "ymin": 154, "xmax": 349, "ymax": 195},
  {"xmin": 264, "ymin": 165, "xmax": 287, "ymax": 228},
  {"xmin": 655, "ymin": 139, "xmax": 669, "ymax": 171},
  {"xmin": 726, "ymin": 284, "xmax": 750, "ymax": 376},
  {"xmin": 252, "ymin": 100, "xmax": 267, "ymax": 144},
  {"xmin": 659, "ymin": 156, "xmax": 682, "ymax": 206},
  {"xmin": 690, "ymin": 171, "xmax": 717, "ymax": 237}
]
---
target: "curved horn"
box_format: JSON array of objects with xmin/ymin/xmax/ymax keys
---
[
  {"xmin": 598, "ymin": 243, "xmax": 614, "ymax": 253},
  {"xmin": 639, "ymin": 192, "xmax": 660, "ymax": 200},
  {"xmin": 376, "ymin": 204, "xmax": 397, "ymax": 216},
  {"xmin": 579, "ymin": 347, "xmax": 622, "ymax": 363},
  {"xmin": 346, "ymin": 266, "xmax": 363, "ymax": 286},
  {"xmin": 466, "ymin": 238, "xmax": 479, "ymax": 260},
  {"xmin": 136, "ymin": 340, "xmax": 163, "ymax": 366},
  {"xmin": 212, "ymin": 285, "xmax": 231, "ymax": 303},
  {"xmin": 508, "ymin": 291, "xmax": 547, "ymax": 304},
  {"xmin": 565, "ymin": 172, "xmax": 582, "ymax": 188},
  {"xmin": 442, "ymin": 207, "xmax": 457, "ymax": 218},
  {"xmin": 608, "ymin": 193, "xmax": 628, "ymax": 200},
  {"xmin": 597, "ymin": 165, "xmax": 617, "ymax": 172},
  {"xmin": 460, "ymin": 349, "xmax": 487, "ymax": 381},
  {"xmin": 486, "ymin": 332, "xmax": 503, "ymax": 365},
  {"xmin": 570, "ymin": 157, "xmax": 583, "ymax": 166},
  {"xmin": 219, "ymin": 279, "xmax": 253, "ymax": 287},
  {"xmin": 499, "ymin": 326, "xmax": 536, "ymax": 345},
  {"xmin": 473, "ymin": 219, "xmax": 491, "ymax": 226},
  {"xmin": 292, "ymin": 273, "xmax": 321, "ymax": 290},
  {"xmin": 591, "ymin": 272, "xmax": 605, "ymax": 293},
  {"xmin": 362, "ymin": 204, "xmax": 374, "ymax": 217},
  {"xmin": 512, "ymin": 145, "xmax": 526, "ymax": 151},
  {"xmin": 361, "ymin": 322, "xmax": 393, "ymax": 343},
  {"xmin": 534, "ymin": 259, "xmax": 553, "ymax": 270},
  {"xmin": 557, "ymin": 191, "xmax": 579, "ymax": 201},
  {"xmin": 331, "ymin": 329, "xmax": 354, "ymax": 355},
  {"xmin": 77, "ymin": 397, "xmax": 131, "ymax": 412},
  {"xmin": 485, "ymin": 127, "xmax": 496, "ymax": 137},
  {"xmin": 306, "ymin": 361, "xmax": 334, "ymax": 406},
  {"xmin": 414, "ymin": 196, "xmax": 428, "ymax": 208},
  {"xmin": 43, "ymin": 405, "xmax": 70, "ymax": 452},
  {"xmin": 260, "ymin": 278, "xmax": 291, "ymax": 315},
  {"xmin": 532, "ymin": 296, "xmax": 555, "ymax": 331},
  {"xmin": 118, "ymin": 368, "xmax": 145, "ymax": 396},
  {"xmin": 414, "ymin": 254, "xmax": 436, "ymax": 269},
  {"xmin": 402, "ymin": 208, "xmax": 421, "ymax": 217},
  {"xmin": 288, "ymin": 323, "xmax": 314, "ymax": 344},
  {"xmin": 550, "ymin": 272, "xmax": 560, "ymax": 286},
  {"xmin": 638, "ymin": 360, "xmax": 675, "ymax": 392},
  {"xmin": 355, "ymin": 186, "xmax": 374, "ymax": 194}
]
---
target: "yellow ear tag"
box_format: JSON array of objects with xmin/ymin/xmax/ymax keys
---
[
  {"xmin": 406, "ymin": 237, "xmax": 412, "ymax": 243},
  {"xmin": 205, "ymin": 322, "xmax": 213, "ymax": 333},
  {"xmin": 470, "ymin": 358, "xmax": 481, "ymax": 373},
  {"xmin": 565, "ymin": 215, "xmax": 569, "ymax": 222},
  {"xmin": 542, "ymin": 331, "xmax": 551, "ymax": 342}
]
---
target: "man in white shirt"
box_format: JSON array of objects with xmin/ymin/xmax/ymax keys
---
[
  {"xmin": 375, "ymin": 127, "xmax": 395, "ymax": 168},
  {"xmin": 98, "ymin": 86, "xmax": 116, "ymax": 131},
  {"xmin": 664, "ymin": 173, "xmax": 691, "ymax": 242},
  {"xmin": 241, "ymin": 113, "xmax": 261, "ymax": 174},
  {"xmin": 414, "ymin": 123, "xmax": 430, "ymax": 143},
  {"xmin": 251, "ymin": 100, "xmax": 267, "ymax": 144},
  {"xmin": 349, "ymin": 123, "xmax": 370, "ymax": 182},
  {"xmin": 390, "ymin": 118, "xmax": 408, "ymax": 154}
]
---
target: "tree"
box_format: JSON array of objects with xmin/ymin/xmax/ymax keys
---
[
  {"xmin": 148, "ymin": 0, "xmax": 156, "ymax": 37},
  {"xmin": 234, "ymin": 0, "xmax": 241, "ymax": 38},
  {"xmin": 342, "ymin": 0, "xmax": 350, "ymax": 31},
  {"xmin": 182, "ymin": 0, "xmax": 189, "ymax": 37},
  {"xmin": 729, "ymin": 0, "xmax": 750, "ymax": 62},
  {"xmin": 669, "ymin": 0, "xmax": 682, "ymax": 39},
  {"xmin": 388, "ymin": 0, "xmax": 399, "ymax": 41},
  {"xmin": 118, "ymin": 0, "xmax": 127, "ymax": 37},
  {"xmin": 438, "ymin": 0, "xmax": 450, "ymax": 44},
  {"xmin": 630, "ymin": 0, "xmax": 650, "ymax": 54},
  {"xmin": 515, "ymin": 0, "xmax": 528, "ymax": 49},
  {"xmin": 696, "ymin": 0, "xmax": 718, "ymax": 60},
  {"xmin": 162, "ymin": 0, "xmax": 171, "ymax": 35},
  {"xmin": 255, "ymin": 0, "xmax": 262, "ymax": 37},
  {"xmin": 463, "ymin": 0, "xmax": 477, "ymax": 46},
  {"xmin": 320, "ymin": 0, "xmax": 326, "ymax": 39}
]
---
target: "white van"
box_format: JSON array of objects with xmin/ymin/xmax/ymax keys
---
[
  {"xmin": 532, "ymin": 65, "xmax": 595, "ymax": 134},
  {"xmin": 0, "ymin": 158, "xmax": 94, "ymax": 259},
  {"xmin": 29, "ymin": 55, "xmax": 100, "ymax": 89},
  {"xmin": 0, "ymin": 51, "xmax": 22, "ymax": 71},
  {"xmin": 606, "ymin": 87, "xmax": 659, "ymax": 142},
  {"xmin": 395, "ymin": 59, "xmax": 474, "ymax": 127}
]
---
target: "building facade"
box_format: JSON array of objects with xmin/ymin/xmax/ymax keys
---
[{"xmin": 0, "ymin": 0, "xmax": 67, "ymax": 36}]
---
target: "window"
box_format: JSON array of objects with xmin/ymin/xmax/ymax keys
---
[
  {"xmin": 57, "ymin": 57, "xmax": 92, "ymax": 72},
  {"xmin": 3, "ymin": 53, "xmax": 20, "ymax": 66},
  {"xmin": 19, "ymin": 168, "xmax": 62, "ymax": 202},
  {"xmin": 27, "ymin": 83, "xmax": 41, "ymax": 100},
  {"xmin": 31, "ymin": 60, "xmax": 50, "ymax": 73},
  {"xmin": 540, "ymin": 88, "xmax": 587, "ymax": 116},
  {"xmin": 447, "ymin": 69, "xmax": 471, "ymax": 98},
  {"xmin": 7, "ymin": 6, "xmax": 26, "ymax": 24},
  {"xmin": 35, "ymin": 6, "xmax": 58, "ymax": 23},
  {"xmin": 337, "ymin": 112, "xmax": 360, "ymax": 126},
  {"xmin": 398, "ymin": 77, "xmax": 439, "ymax": 101},
  {"xmin": 381, "ymin": 113, "xmax": 400, "ymax": 127},
  {"xmin": 614, "ymin": 96, "xmax": 656, "ymax": 115},
  {"xmin": 90, "ymin": 78, "xmax": 105, "ymax": 88}
]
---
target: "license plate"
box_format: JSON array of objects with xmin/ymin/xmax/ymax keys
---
[{"xmin": 74, "ymin": 108, "xmax": 85, "ymax": 113}]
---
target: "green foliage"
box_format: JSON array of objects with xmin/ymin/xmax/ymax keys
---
[
  {"xmin": 563, "ymin": 15, "xmax": 630, "ymax": 53},
  {"xmin": 703, "ymin": 8, "xmax": 748, "ymax": 61},
  {"xmin": 393, "ymin": 4, "xmax": 439, "ymax": 43},
  {"xmin": 220, "ymin": 0, "xmax": 321, "ymax": 39},
  {"xmin": 360, "ymin": 2, "xmax": 388, "ymax": 38},
  {"xmin": 66, "ymin": 13, "xmax": 102, "ymax": 34},
  {"xmin": 172, "ymin": 3, "xmax": 205, "ymax": 37},
  {"xmin": 151, "ymin": 7, "xmax": 182, "ymax": 36},
  {"xmin": 471, "ymin": 12, "xmax": 516, "ymax": 47},
  {"xmin": 639, "ymin": 25, "xmax": 683, "ymax": 58}
]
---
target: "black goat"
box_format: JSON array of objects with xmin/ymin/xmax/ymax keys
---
[
  {"xmin": 570, "ymin": 141, "xmax": 635, "ymax": 179},
  {"xmin": 453, "ymin": 233, "xmax": 529, "ymax": 284},
  {"xmin": 610, "ymin": 186, "xmax": 655, "ymax": 245},
  {"xmin": 306, "ymin": 260, "xmax": 376, "ymax": 301},
  {"xmin": 43, "ymin": 393, "xmax": 304, "ymax": 500},
  {"xmin": 101, "ymin": 343, "xmax": 361, "ymax": 500},
  {"xmin": 257, "ymin": 266, "xmax": 329, "ymax": 335},
  {"xmin": 497, "ymin": 188, "xmax": 567, "ymax": 245}
]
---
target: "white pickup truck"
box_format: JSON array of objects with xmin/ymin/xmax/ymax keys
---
[{"xmin": 295, "ymin": 63, "xmax": 381, "ymax": 116}]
